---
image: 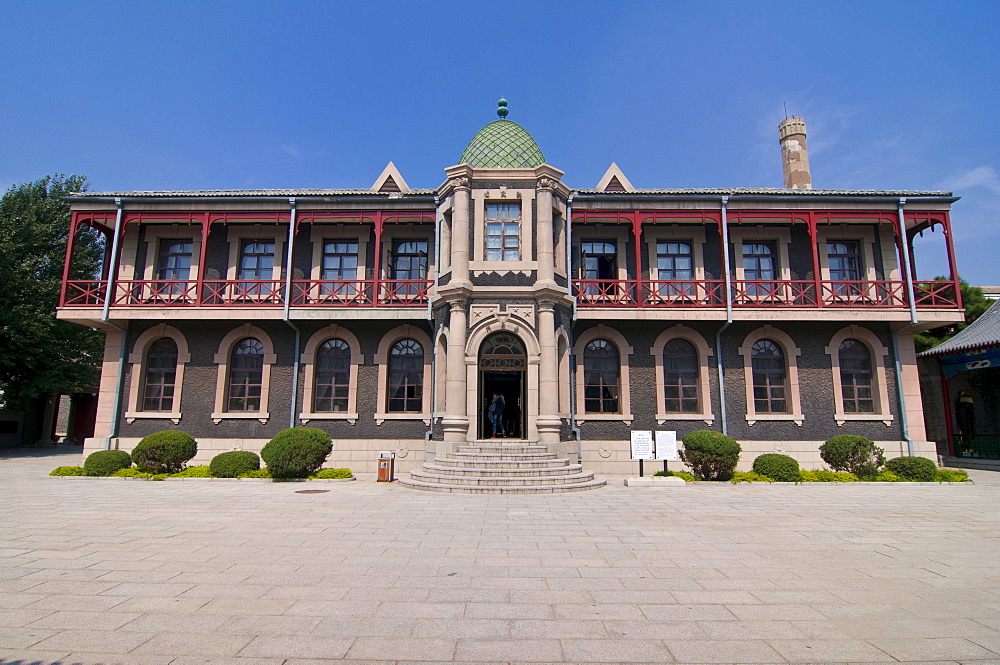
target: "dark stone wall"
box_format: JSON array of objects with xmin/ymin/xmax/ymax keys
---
[{"xmin": 118, "ymin": 318, "xmax": 433, "ymax": 442}]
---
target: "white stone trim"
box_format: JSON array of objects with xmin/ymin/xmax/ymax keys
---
[
  {"xmin": 471, "ymin": 188, "xmax": 537, "ymax": 273},
  {"xmin": 299, "ymin": 325, "xmax": 362, "ymax": 425},
  {"xmin": 211, "ymin": 324, "xmax": 275, "ymax": 424},
  {"xmin": 124, "ymin": 324, "xmax": 191, "ymax": 424},
  {"xmin": 650, "ymin": 325, "xmax": 714, "ymax": 425},
  {"xmin": 556, "ymin": 327, "xmax": 571, "ymax": 417},
  {"xmin": 825, "ymin": 325, "xmax": 893, "ymax": 426},
  {"xmin": 374, "ymin": 324, "xmax": 432, "ymax": 424},
  {"xmin": 574, "ymin": 325, "xmax": 634, "ymax": 425},
  {"xmin": 595, "ymin": 162, "xmax": 635, "ymax": 192},
  {"xmin": 308, "ymin": 224, "xmax": 369, "ymax": 281},
  {"xmin": 370, "ymin": 161, "xmax": 411, "ymax": 194},
  {"xmin": 225, "ymin": 225, "xmax": 285, "ymax": 280},
  {"xmin": 738, "ymin": 325, "xmax": 803, "ymax": 426}
]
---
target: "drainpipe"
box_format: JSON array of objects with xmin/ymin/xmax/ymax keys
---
[
  {"xmin": 102, "ymin": 198, "xmax": 127, "ymax": 451},
  {"xmin": 282, "ymin": 198, "xmax": 301, "ymax": 429},
  {"xmin": 715, "ymin": 196, "xmax": 733, "ymax": 435},
  {"xmin": 566, "ymin": 195, "xmax": 581, "ymax": 463},
  {"xmin": 892, "ymin": 198, "xmax": 917, "ymax": 456}
]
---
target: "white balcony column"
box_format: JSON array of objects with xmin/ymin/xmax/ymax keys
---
[
  {"xmin": 536, "ymin": 179, "xmax": 556, "ymax": 285},
  {"xmin": 442, "ymin": 300, "xmax": 470, "ymax": 444},
  {"xmin": 450, "ymin": 177, "xmax": 471, "ymax": 285},
  {"xmin": 536, "ymin": 300, "xmax": 561, "ymax": 445}
]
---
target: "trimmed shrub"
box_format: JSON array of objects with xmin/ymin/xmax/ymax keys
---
[
  {"xmin": 935, "ymin": 468, "xmax": 970, "ymax": 482},
  {"xmin": 679, "ymin": 430, "xmax": 741, "ymax": 481},
  {"xmin": 131, "ymin": 430, "xmax": 197, "ymax": 473},
  {"xmin": 800, "ymin": 469, "xmax": 858, "ymax": 482},
  {"xmin": 84, "ymin": 450, "xmax": 132, "ymax": 477},
  {"xmin": 238, "ymin": 468, "xmax": 271, "ymax": 479},
  {"xmin": 260, "ymin": 427, "xmax": 333, "ymax": 479},
  {"xmin": 310, "ymin": 468, "xmax": 352, "ymax": 479},
  {"xmin": 752, "ymin": 453, "xmax": 801, "ymax": 482},
  {"xmin": 731, "ymin": 471, "xmax": 774, "ymax": 483},
  {"xmin": 170, "ymin": 465, "xmax": 212, "ymax": 478},
  {"xmin": 884, "ymin": 456, "xmax": 937, "ymax": 482},
  {"xmin": 112, "ymin": 468, "xmax": 154, "ymax": 479},
  {"xmin": 652, "ymin": 470, "xmax": 697, "ymax": 482},
  {"xmin": 819, "ymin": 435, "xmax": 885, "ymax": 477},
  {"xmin": 210, "ymin": 451, "xmax": 261, "ymax": 478},
  {"xmin": 874, "ymin": 470, "xmax": 902, "ymax": 482},
  {"xmin": 50, "ymin": 466, "xmax": 86, "ymax": 476}
]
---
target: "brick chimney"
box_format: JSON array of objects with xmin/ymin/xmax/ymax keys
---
[{"xmin": 779, "ymin": 116, "xmax": 812, "ymax": 189}]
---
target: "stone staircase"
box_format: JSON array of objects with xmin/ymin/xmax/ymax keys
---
[{"xmin": 399, "ymin": 439, "xmax": 606, "ymax": 494}]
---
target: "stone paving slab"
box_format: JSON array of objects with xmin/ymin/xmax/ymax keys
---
[{"xmin": 0, "ymin": 447, "xmax": 999, "ymax": 664}]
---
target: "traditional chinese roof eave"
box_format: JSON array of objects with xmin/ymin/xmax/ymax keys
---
[{"xmin": 919, "ymin": 299, "xmax": 1000, "ymax": 357}]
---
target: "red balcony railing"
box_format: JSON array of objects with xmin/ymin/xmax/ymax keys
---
[
  {"xmin": 731, "ymin": 280, "xmax": 819, "ymax": 307},
  {"xmin": 62, "ymin": 280, "xmax": 106, "ymax": 305},
  {"xmin": 819, "ymin": 280, "xmax": 907, "ymax": 307},
  {"xmin": 914, "ymin": 280, "xmax": 960, "ymax": 307},
  {"xmin": 201, "ymin": 280, "xmax": 285, "ymax": 306},
  {"xmin": 113, "ymin": 280, "xmax": 198, "ymax": 305},
  {"xmin": 377, "ymin": 280, "xmax": 432, "ymax": 305},
  {"xmin": 573, "ymin": 280, "xmax": 640, "ymax": 306},
  {"xmin": 292, "ymin": 280, "xmax": 374, "ymax": 306},
  {"xmin": 641, "ymin": 280, "xmax": 726, "ymax": 306}
]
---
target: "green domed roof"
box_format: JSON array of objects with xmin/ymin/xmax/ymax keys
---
[{"xmin": 460, "ymin": 101, "xmax": 545, "ymax": 168}]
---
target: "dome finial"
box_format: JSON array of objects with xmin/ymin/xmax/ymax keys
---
[{"xmin": 497, "ymin": 97, "xmax": 508, "ymax": 119}]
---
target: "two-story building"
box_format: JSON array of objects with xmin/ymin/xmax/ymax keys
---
[{"xmin": 58, "ymin": 102, "xmax": 965, "ymax": 490}]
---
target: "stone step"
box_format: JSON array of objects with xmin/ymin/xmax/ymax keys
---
[
  {"xmin": 449, "ymin": 452, "xmax": 558, "ymax": 461},
  {"xmin": 458, "ymin": 445, "xmax": 548, "ymax": 454},
  {"xmin": 435, "ymin": 457, "xmax": 571, "ymax": 469},
  {"xmin": 409, "ymin": 470, "xmax": 598, "ymax": 487},
  {"xmin": 421, "ymin": 463, "xmax": 584, "ymax": 477},
  {"xmin": 398, "ymin": 477, "xmax": 608, "ymax": 494}
]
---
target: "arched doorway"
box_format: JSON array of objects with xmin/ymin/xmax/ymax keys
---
[{"xmin": 479, "ymin": 332, "xmax": 527, "ymax": 439}]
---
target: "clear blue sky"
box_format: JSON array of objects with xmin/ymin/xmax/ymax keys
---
[{"xmin": 1, "ymin": 0, "xmax": 997, "ymax": 285}]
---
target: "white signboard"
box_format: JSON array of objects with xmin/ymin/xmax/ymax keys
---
[
  {"xmin": 655, "ymin": 430, "xmax": 680, "ymax": 461},
  {"xmin": 630, "ymin": 431, "xmax": 655, "ymax": 460}
]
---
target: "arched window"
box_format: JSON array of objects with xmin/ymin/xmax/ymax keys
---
[
  {"xmin": 314, "ymin": 339, "xmax": 351, "ymax": 412},
  {"xmin": 584, "ymin": 339, "xmax": 620, "ymax": 413},
  {"xmin": 663, "ymin": 338, "xmax": 699, "ymax": 413},
  {"xmin": 228, "ymin": 338, "xmax": 264, "ymax": 412},
  {"xmin": 838, "ymin": 339, "xmax": 874, "ymax": 413},
  {"xmin": 143, "ymin": 338, "xmax": 178, "ymax": 412},
  {"xmin": 388, "ymin": 339, "xmax": 423, "ymax": 413},
  {"xmin": 751, "ymin": 339, "xmax": 786, "ymax": 414}
]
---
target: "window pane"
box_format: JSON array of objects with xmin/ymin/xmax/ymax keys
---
[
  {"xmin": 388, "ymin": 339, "xmax": 423, "ymax": 412},
  {"xmin": 751, "ymin": 339, "xmax": 787, "ymax": 413},
  {"xmin": 228, "ymin": 338, "xmax": 264, "ymax": 411},
  {"xmin": 839, "ymin": 339, "xmax": 874, "ymax": 413},
  {"xmin": 157, "ymin": 240, "xmax": 193, "ymax": 281},
  {"xmin": 314, "ymin": 339, "xmax": 351, "ymax": 412},
  {"xmin": 663, "ymin": 338, "xmax": 699, "ymax": 413},
  {"xmin": 583, "ymin": 339, "xmax": 620, "ymax": 413},
  {"xmin": 143, "ymin": 338, "xmax": 178, "ymax": 411}
]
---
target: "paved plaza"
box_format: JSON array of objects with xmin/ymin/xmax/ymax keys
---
[{"xmin": 2, "ymin": 448, "xmax": 1000, "ymax": 665}]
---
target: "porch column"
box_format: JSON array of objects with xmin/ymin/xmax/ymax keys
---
[
  {"xmin": 442, "ymin": 300, "xmax": 470, "ymax": 444},
  {"xmin": 450, "ymin": 177, "xmax": 471, "ymax": 285},
  {"xmin": 536, "ymin": 301, "xmax": 561, "ymax": 445},
  {"xmin": 36, "ymin": 395, "xmax": 58, "ymax": 445},
  {"xmin": 536, "ymin": 179, "xmax": 555, "ymax": 285}
]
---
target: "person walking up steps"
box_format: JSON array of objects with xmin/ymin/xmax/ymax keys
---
[{"xmin": 489, "ymin": 393, "xmax": 506, "ymax": 438}]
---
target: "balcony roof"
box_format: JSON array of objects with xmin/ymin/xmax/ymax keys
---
[
  {"xmin": 64, "ymin": 188, "xmax": 437, "ymax": 200},
  {"xmin": 573, "ymin": 187, "xmax": 955, "ymax": 198}
]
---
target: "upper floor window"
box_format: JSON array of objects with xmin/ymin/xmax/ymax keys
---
[
  {"xmin": 228, "ymin": 338, "xmax": 264, "ymax": 412},
  {"xmin": 321, "ymin": 241, "xmax": 358, "ymax": 280},
  {"xmin": 486, "ymin": 203, "xmax": 520, "ymax": 261},
  {"xmin": 142, "ymin": 338, "xmax": 178, "ymax": 412},
  {"xmin": 390, "ymin": 240, "xmax": 428, "ymax": 281},
  {"xmin": 743, "ymin": 241, "xmax": 777, "ymax": 281},
  {"xmin": 314, "ymin": 339, "xmax": 351, "ymax": 413},
  {"xmin": 828, "ymin": 240, "xmax": 862, "ymax": 282},
  {"xmin": 581, "ymin": 241, "xmax": 617, "ymax": 280},
  {"xmin": 662, "ymin": 338, "xmax": 699, "ymax": 414},
  {"xmin": 751, "ymin": 339, "xmax": 787, "ymax": 414},
  {"xmin": 388, "ymin": 339, "xmax": 424, "ymax": 413},
  {"xmin": 656, "ymin": 242, "xmax": 693, "ymax": 280},
  {"xmin": 583, "ymin": 339, "xmax": 620, "ymax": 414},
  {"xmin": 239, "ymin": 240, "xmax": 275, "ymax": 280},
  {"xmin": 838, "ymin": 339, "xmax": 874, "ymax": 413},
  {"xmin": 156, "ymin": 240, "xmax": 193, "ymax": 281}
]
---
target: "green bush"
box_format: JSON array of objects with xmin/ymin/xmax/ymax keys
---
[
  {"xmin": 170, "ymin": 465, "xmax": 212, "ymax": 478},
  {"xmin": 731, "ymin": 471, "xmax": 774, "ymax": 483},
  {"xmin": 84, "ymin": 450, "xmax": 132, "ymax": 476},
  {"xmin": 752, "ymin": 453, "xmax": 801, "ymax": 482},
  {"xmin": 210, "ymin": 451, "xmax": 261, "ymax": 478},
  {"xmin": 310, "ymin": 468, "xmax": 352, "ymax": 479},
  {"xmin": 260, "ymin": 427, "xmax": 333, "ymax": 479},
  {"xmin": 884, "ymin": 456, "xmax": 937, "ymax": 482},
  {"xmin": 800, "ymin": 469, "xmax": 858, "ymax": 482},
  {"xmin": 112, "ymin": 468, "xmax": 155, "ymax": 479},
  {"xmin": 679, "ymin": 430, "xmax": 741, "ymax": 480},
  {"xmin": 652, "ymin": 470, "xmax": 697, "ymax": 482},
  {"xmin": 819, "ymin": 435, "xmax": 885, "ymax": 477},
  {"xmin": 50, "ymin": 466, "xmax": 86, "ymax": 476},
  {"xmin": 238, "ymin": 468, "xmax": 271, "ymax": 479},
  {"xmin": 873, "ymin": 470, "xmax": 902, "ymax": 482},
  {"xmin": 131, "ymin": 430, "xmax": 197, "ymax": 473},
  {"xmin": 935, "ymin": 468, "xmax": 970, "ymax": 482}
]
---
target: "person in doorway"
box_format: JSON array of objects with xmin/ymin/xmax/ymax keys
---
[
  {"xmin": 489, "ymin": 393, "xmax": 506, "ymax": 437},
  {"xmin": 956, "ymin": 390, "xmax": 975, "ymax": 436}
]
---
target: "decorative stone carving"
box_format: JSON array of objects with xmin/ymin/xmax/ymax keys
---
[
  {"xmin": 469, "ymin": 304, "xmax": 500, "ymax": 325},
  {"xmin": 537, "ymin": 177, "xmax": 555, "ymax": 191},
  {"xmin": 449, "ymin": 176, "xmax": 470, "ymax": 190},
  {"xmin": 506, "ymin": 304, "xmax": 535, "ymax": 324}
]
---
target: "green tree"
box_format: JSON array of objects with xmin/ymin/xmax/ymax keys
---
[
  {"xmin": 915, "ymin": 278, "xmax": 991, "ymax": 353},
  {"xmin": 0, "ymin": 175, "xmax": 105, "ymax": 408}
]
